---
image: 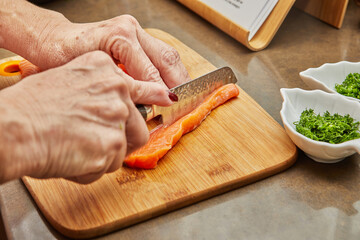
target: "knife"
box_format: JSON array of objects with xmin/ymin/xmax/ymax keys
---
[
  {"xmin": 0, "ymin": 60, "xmax": 237, "ymax": 125},
  {"xmin": 136, "ymin": 66, "xmax": 238, "ymax": 126}
]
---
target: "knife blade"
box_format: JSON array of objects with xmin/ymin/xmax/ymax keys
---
[{"xmin": 137, "ymin": 66, "xmax": 238, "ymax": 126}]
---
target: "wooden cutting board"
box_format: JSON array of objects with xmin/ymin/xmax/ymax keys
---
[{"xmin": 20, "ymin": 29, "xmax": 297, "ymax": 239}]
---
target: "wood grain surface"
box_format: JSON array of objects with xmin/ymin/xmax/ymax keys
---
[
  {"xmin": 21, "ymin": 29, "xmax": 297, "ymax": 239},
  {"xmin": 177, "ymin": 0, "xmax": 296, "ymax": 51},
  {"xmin": 295, "ymin": 0, "xmax": 349, "ymax": 28}
]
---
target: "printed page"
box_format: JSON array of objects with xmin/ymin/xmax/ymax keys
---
[{"xmin": 199, "ymin": 0, "xmax": 279, "ymax": 40}]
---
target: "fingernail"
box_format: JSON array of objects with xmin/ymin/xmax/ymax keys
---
[{"xmin": 167, "ymin": 90, "xmax": 178, "ymax": 102}]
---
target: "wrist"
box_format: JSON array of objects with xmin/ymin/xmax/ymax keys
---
[{"xmin": 0, "ymin": 0, "xmax": 72, "ymax": 67}]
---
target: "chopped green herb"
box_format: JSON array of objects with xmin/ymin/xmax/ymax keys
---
[
  {"xmin": 335, "ymin": 73, "xmax": 360, "ymax": 99},
  {"xmin": 294, "ymin": 109, "xmax": 360, "ymax": 144}
]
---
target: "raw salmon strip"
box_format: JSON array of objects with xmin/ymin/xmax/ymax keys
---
[
  {"xmin": 124, "ymin": 83, "xmax": 240, "ymax": 169},
  {"xmin": 19, "ymin": 59, "xmax": 41, "ymax": 78}
]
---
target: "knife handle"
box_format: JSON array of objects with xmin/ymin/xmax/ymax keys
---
[{"xmin": 136, "ymin": 104, "xmax": 155, "ymax": 122}]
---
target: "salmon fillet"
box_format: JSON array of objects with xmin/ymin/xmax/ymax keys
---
[{"xmin": 124, "ymin": 83, "xmax": 239, "ymax": 169}]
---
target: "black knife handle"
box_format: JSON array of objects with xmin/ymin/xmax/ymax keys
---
[
  {"xmin": 136, "ymin": 104, "xmax": 147, "ymax": 121},
  {"xmin": 136, "ymin": 104, "xmax": 155, "ymax": 122}
]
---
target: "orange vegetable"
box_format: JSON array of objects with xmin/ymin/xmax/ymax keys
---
[
  {"xmin": 19, "ymin": 59, "xmax": 41, "ymax": 78},
  {"xmin": 124, "ymin": 83, "xmax": 239, "ymax": 169},
  {"xmin": 0, "ymin": 60, "xmax": 21, "ymax": 76}
]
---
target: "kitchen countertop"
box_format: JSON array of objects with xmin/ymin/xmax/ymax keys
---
[{"xmin": 0, "ymin": 1, "xmax": 359, "ymax": 239}]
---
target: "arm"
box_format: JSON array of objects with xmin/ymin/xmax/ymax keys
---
[{"xmin": 0, "ymin": 0, "xmax": 71, "ymax": 64}]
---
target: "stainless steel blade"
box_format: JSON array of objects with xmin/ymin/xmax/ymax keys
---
[{"xmin": 155, "ymin": 66, "xmax": 238, "ymax": 125}]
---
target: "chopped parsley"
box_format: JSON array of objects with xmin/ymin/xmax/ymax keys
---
[
  {"xmin": 294, "ymin": 109, "xmax": 360, "ymax": 144},
  {"xmin": 335, "ymin": 73, "xmax": 360, "ymax": 99}
]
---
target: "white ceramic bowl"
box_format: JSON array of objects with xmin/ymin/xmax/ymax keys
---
[
  {"xmin": 299, "ymin": 61, "xmax": 360, "ymax": 101},
  {"xmin": 280, "ymin": 88, "xmax": 360, "ymax": 163}
]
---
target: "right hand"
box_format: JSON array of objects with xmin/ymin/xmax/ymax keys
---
[{"xmin": 0, "ymin": 51, "xmax": 172, "ymax": 184}]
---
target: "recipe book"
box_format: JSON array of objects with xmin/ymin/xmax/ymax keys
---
[
  {"xmin": 199, "ymin": 0, "xmax": 279, "ymax": 41},
  {"xmin": 177, "ymin": 0, "xmax": 296, "ymax": 51}
]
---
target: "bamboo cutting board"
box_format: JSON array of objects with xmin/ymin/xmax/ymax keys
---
[{"xmin": 21, "ymin": 29, "xmax": 297, "ymax": 239}]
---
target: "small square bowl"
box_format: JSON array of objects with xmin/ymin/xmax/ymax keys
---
[
  {"xmin": 299, "ymin": 61, "xmax": 360, "ymax": 102},
  {"xmin": 280, "ymin": 88, "xmax": 360, "ymax": 163}
]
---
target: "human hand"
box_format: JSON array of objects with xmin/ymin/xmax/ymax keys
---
[
  {"xmin": 33, "ymin": 15, "xmax": 191, "ymax": 89},
  {"xmin": 1, "ymin": 1, "xmax": 190, "ymax": 89},
  {"xmin": 0, "ymin": 51, "xmax": 173, "ymax": 184}
]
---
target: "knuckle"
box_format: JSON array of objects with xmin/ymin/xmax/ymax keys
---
[
  {"xmin": 143, "ymin": 64, "xmax": 161, "ymax": 82},
  {"xmin": 102, "ymin": 101, "xmax": 130, "ymax": 120},
  {"xmin": 101, "ymin": 15, "xmax": 138, "ymax": 36},
  {"xmin": 110, "ymin": 38, "xmax": 132, "ymax": 60},
  {"xmin": 88, "ymin": 74, "xmax": 128, "ymax": 95},
  {"xmin": 119, "ymin": 14, "xmax": 139, "ymax": 26},
  {"xmin": 87, "ymin": 78, "xmax": 113, "ymax": 94},
  {"xmin": 161, "ymin": 47, "xmax": 181, "ymax": 66},
  {"xmin": 114, "ymin": 79, "xmax": 131, "ymax": 97},
  {"xmin": 110, "ymin": 134, "xmax": 126, "ymax": 151},
  {"xmin": 88, "ymin": 81, "xmax": 107, "ymax": 93},
  {"xmin": 111, "ymin": 15, "xmax": 138, "ymax": 38},
  {"xmin": 131, "ymin": 84, "xmax": 145, "ymax": 102},
  {"xmin": 81, "ymin": 51, "xmax": 113, "ymax": 67},
  {"xmin": 103, "ymin": 15, "xmax": 140, "ymax": 62}
]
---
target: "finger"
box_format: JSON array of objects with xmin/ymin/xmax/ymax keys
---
[
  {"xmin": 65, "ymin": 150, "xmax": 122, "ymax": 184},
  {"xmin": 107, "ymin": 139, "xmax": 127, "ymax": 173},
  {"xmin": 136, "ymin": 27, "xmax": 191, "ymax": 88},
  {"xmin": 113, "ymin": 66, "xmax": 175, "ymax": 106},
  {"xmin": 119, "ymin": 42, "xmax": 166, "ymax": 87},
  {"xmin": 65, "ymin": 156, "xmax": 108, "ymax": 184},
  {"xmin": 124, "ymin": 103, "xmax": 149, "ymax": 156},
  {"xmin": 124, "ymin": 74, "xmax": 175, "ymax": 106},
  {"xmin": 66, "ymin": 172, "xmax": 104, "ymax": 185},
  {"xmin": 109, "ymin": 18, "xmax": 167, "ymax": 87},
  {"xmin": 106, "ymin": 152, "xmax": 123, "ymax": 173}
]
